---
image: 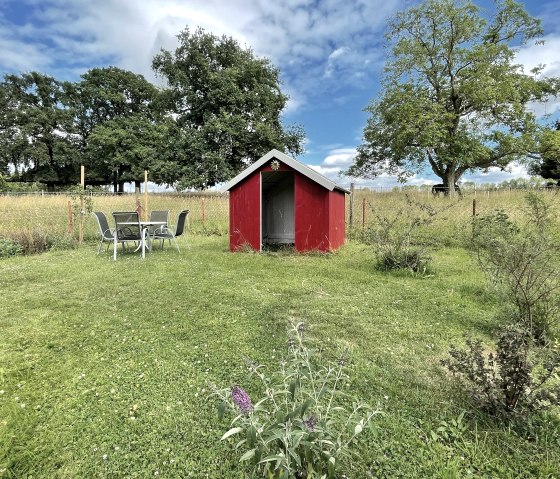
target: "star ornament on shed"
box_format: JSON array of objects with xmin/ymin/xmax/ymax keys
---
[{"xmin": 270, "ymin": 159, "xmax": 280, "ymax": 170}]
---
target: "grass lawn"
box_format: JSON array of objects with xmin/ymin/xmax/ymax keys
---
[{"xmin": 1, "ymin": 236, "xmax": 559, "ymax": 478}]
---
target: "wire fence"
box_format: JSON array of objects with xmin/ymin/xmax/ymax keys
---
[
  {"xmin": 0, "ymin": 191, "xmax": 230, "ymax": 242},
  {"xmin": 1, "ymin": 187, "xmax": 559, "ymax": 245}
]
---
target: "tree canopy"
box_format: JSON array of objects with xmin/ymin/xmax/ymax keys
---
[
  {"xmin": 347, "ymin": 0, "xmax": 560, "ymax": 193},
  {"xmin": 0, "ymin": 72, "xmax": 78, "ymax": 190},
  {"xmin": 532, "ymin": 121, "xmax": 560, "ymax": 184},
  {"xmin": 152, "ymin": 27, "xmax": 304, "ymax": 189},
  {"xmin": 66, "ymin": 67, "xmax": 161, "ymax": 192},
  {"xmin": 1, "ymin": 31, "xmax": 304, "ymax": 191}
]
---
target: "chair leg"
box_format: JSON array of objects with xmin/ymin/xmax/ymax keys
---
[{"xmin": 172, "ymin": 235, "xmax": 180, "ymax": 252}]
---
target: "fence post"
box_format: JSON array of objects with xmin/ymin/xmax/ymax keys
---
[
  {"xmin": 67, "ymin": 200, "xmax": 74, "ymax": 237},
  {"xmin": 472, "ymin": 198, "xmax": 476, "ymax": 217},
  {"xmin": 136, "ymin": 197, "xmax": 143, "ymax": 218},
  {"xmin": 349, "ymin": 182, "xmax": 354, "ymax": 228},
  {"xmin": 79, "ymin": 165, "xmax": 85, "ymax": 243},
  {"xmin": 144, "ymin": 170, "xmax": 148, "ymax": 221},
  {"xmin": 201, "ymin": 197, "xmax": 206, "ymax": 226},
  {"xmin": 362, "ymin": 198, "xmax": 366, "ymax": 231}
]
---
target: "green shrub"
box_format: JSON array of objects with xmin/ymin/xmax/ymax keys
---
[
  {"xmin": 442, "ymin": 327, "xmax": 560, "ymax": 419},
  {"xmin": 8, "ymin": 229, "xmax": 51, "ymax": 255},
  {"xmin": 49, "ymin": 234, "xmax": 78, "ymax": 251},
  {"xmin": 212, "ymin": 322, "xmax": 380, "ymax": 479},
  {"xmin": 376, "ymin": 248, "xmax": 429, "ymax": 273},
  {"xmin": 0, "ymin": 238, "xmax": 23, "ymax": 258},
  {"xmin": 472, "ymin": 194, "xmax": 560, "ymax": 343},
  {"xmin": 363, "ymin": 195, "xmax": 436, "ymax": 273}
]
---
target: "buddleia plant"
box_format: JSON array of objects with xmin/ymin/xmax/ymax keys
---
[{"xmin": 211, "ymin": 322, "xmax": 380, "ymax": 479}]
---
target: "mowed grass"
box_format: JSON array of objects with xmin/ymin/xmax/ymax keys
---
[{"xmin": 1, "ymin": 237, "xmax": 559, "ymax": 478}]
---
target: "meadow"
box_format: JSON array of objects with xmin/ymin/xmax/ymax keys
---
[
  {"xmin": 0, "ymin": 187, "xmax": 555, "ymax": 244},
  {"xmin": 1, "ymin": 189, "xmax": 559, "ymax": 478}
]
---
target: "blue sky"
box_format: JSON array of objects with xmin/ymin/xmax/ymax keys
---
[{"xmin": 1, "ymin": 0, "xmax": 559, "ymax": 189}]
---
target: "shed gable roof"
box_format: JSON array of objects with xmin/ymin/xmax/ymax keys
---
[{"xmin": 221, "ymin": 149, "xmax": 350, "ymax": 193}]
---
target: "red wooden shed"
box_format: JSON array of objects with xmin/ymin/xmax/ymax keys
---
[{"xmin": 222, "ymin": 149, "xmax": 349, "ymax": 252}]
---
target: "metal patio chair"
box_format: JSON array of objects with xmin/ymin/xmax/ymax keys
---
[
  {"xmin": 92, "ymin": 211, "xmax": 115, "ymax": 254},
  {"xmin": 152, "ymin": 209, "xmax": 189, "ymax": 252},
  {"xmin": 112, "ymin": 211, "xmax": 142, "ymax": 252},
  {"xmin": 147, "ymin": 210, "xmax": 169, "ymax": 237}
]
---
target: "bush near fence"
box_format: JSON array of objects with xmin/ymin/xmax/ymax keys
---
[{"xmin": 0, "ymin": 188, "xmax": 558, "ymax": 248}]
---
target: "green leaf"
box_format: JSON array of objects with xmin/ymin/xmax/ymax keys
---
[
  {"xmin": 328, "ymin": 456, "xmax": 335, "ymax": 476},
  {"xmin": 247, "ymin": 425, "xmax": 257, "ymax": 448},
  {"xmin": 300, "ymin": 398, "xmax": 314, "ymax": 417},
  {"xmin": 221, "ymin": 427, "xmax": 243, "ymax": 441},
  {"xmin": 258, "ymin": 454, "xmax": 286, "ymax": 464},
  {"xmin": 217, "ymin": 401, "xmax": 227, "ymax": 421},
  {"xmin": 288, "ymin": 379, "xmax": 298, "ymax": 399},
  {"xmin": 239, "ymin": 448, "xmax": 256, "ymax": 462},
  {"xmin": 235, "ymin": 439, "xmax": 247, "ymax": 449}
]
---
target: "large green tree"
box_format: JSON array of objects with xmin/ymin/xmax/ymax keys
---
[
  {"xmin": 533, "ymin": 121, "xmax": 560, "ymax": 184},
  {"xmin": 152, "ymin": 27, "xmax": 304, "ymax": 189},
  {"xmin": 348, "ymin": 0, "xmax": 560, "ymax": 193},
  {"xmin": 0, "ymin": 72, "xmax": 78, "ymax": 190},
  {"xmin": 65, "ymin": 67, "xmax": 160, "ymax": 192}
]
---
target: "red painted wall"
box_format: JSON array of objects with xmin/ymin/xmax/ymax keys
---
[
  {"xmin": 294, "ymin": 174, "xmax": 329, "ymax": 251},
  {"xmin": 229, "ymin": 173, "xmax": 261, "ymax": 251},
  {"xmin": 328, "ymin": 190, "xmax": 346, "ymax": 250}
]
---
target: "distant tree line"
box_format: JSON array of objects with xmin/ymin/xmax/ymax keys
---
[{"xmin": 0, "ymin": 28, "xmax": 304, "ymax": 192}]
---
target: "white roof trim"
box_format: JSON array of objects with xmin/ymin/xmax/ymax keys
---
[{"xmin": 221, "ymin": 149, "xmax": 350, "ymax": 193}]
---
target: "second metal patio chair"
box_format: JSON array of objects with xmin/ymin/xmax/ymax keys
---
[
  {"xmin": 92, "ymin": 211, "xmax": 115, "ymax": 254},
  {"xmin": 152, "ymin": 210, "xmax": 189, "ymax": 252},
  {"xmin": 112, "ymin": 211, "xmax": 142, "ymax": 252}
]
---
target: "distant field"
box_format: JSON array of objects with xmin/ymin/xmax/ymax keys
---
[
  {"xmin": 0, "ymin": 192, "xmax": 230, "ymax": 239},
  {"xmin": 1, "ymin": 188, "xmax": 558, "ymax": 245}
]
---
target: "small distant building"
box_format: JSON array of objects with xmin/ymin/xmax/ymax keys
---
[{"xmin": 221, "ymin": 149, "xmax": 349, "ymax": 252}]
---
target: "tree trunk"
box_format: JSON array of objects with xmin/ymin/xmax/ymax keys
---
[{"xmin": 445, "ymin": 170, "xmax": 457, "ymax": 197}]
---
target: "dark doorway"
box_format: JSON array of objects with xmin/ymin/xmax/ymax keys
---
[{"xmin": 261, "ymin": 171, "xmax": 295, "ymax": 246}]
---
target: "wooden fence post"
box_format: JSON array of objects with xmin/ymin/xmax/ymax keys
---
[
  {"xmin": 349, "ymin": 182, "xmax": 354, "ymax": 228},
  {"xmin": 472, "ymin": 198, "xmax": 477, "ymax": 217},
  {"xmin": 144, "ymin": 170, "xmax": 148, "ymax": 221},
  {"xmin": 202, "ymin": 197, "xmax": 206, "ymax": 226},
  {"xmin": 362, "ymin": 198, "xmax": 366, "ymax": 230},
  {"xmin": 67, "ymin": 200, "xmax": 74, "ymax": 237},
  {"xmin": 136, "ymin": 198, "xmax": 142, "ymax": 218},
  {"xmin": 79, "ymin": 165, "xmax": 85, "ymax": 243}
]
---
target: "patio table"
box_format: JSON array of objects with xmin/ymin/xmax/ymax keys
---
[{"xmin": 113, "ymin": 221, "xmax": 166, "ymax": 260}]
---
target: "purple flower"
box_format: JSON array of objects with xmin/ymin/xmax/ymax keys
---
[
  {"xmin": 231, "ymin": 385, "xmax": 253, "ymax": 414},
  {"xmin": 304, "ymin": 415, "xmax": 318, "ymax": 432}
]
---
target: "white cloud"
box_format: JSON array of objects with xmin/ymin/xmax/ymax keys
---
[
  {"xmin": 322, "ymin": 148, "xmax": 356, "ymax": 167},
  {"xmin": 306, "ymin": 147, "xmax": 356, "ymax": 186},
  {"xmin": 515, "ymin": 34, "xmax": 560, "ymax": 118},
  {"xmin": 0, "ymin": 0, "xmax": 399, "ymax": 112}
]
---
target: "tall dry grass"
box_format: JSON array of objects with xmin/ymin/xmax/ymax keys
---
[
  {"xmin": 350, "ymin": 188, "xmax": 560, "ymax": 245},
  {"xmin": 0, "ymin": 192, "xmax": 229, "ymax": 242},
  {"xmin": 1, "ymin": 188, "xmax": 558, "ymax": 246}
]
